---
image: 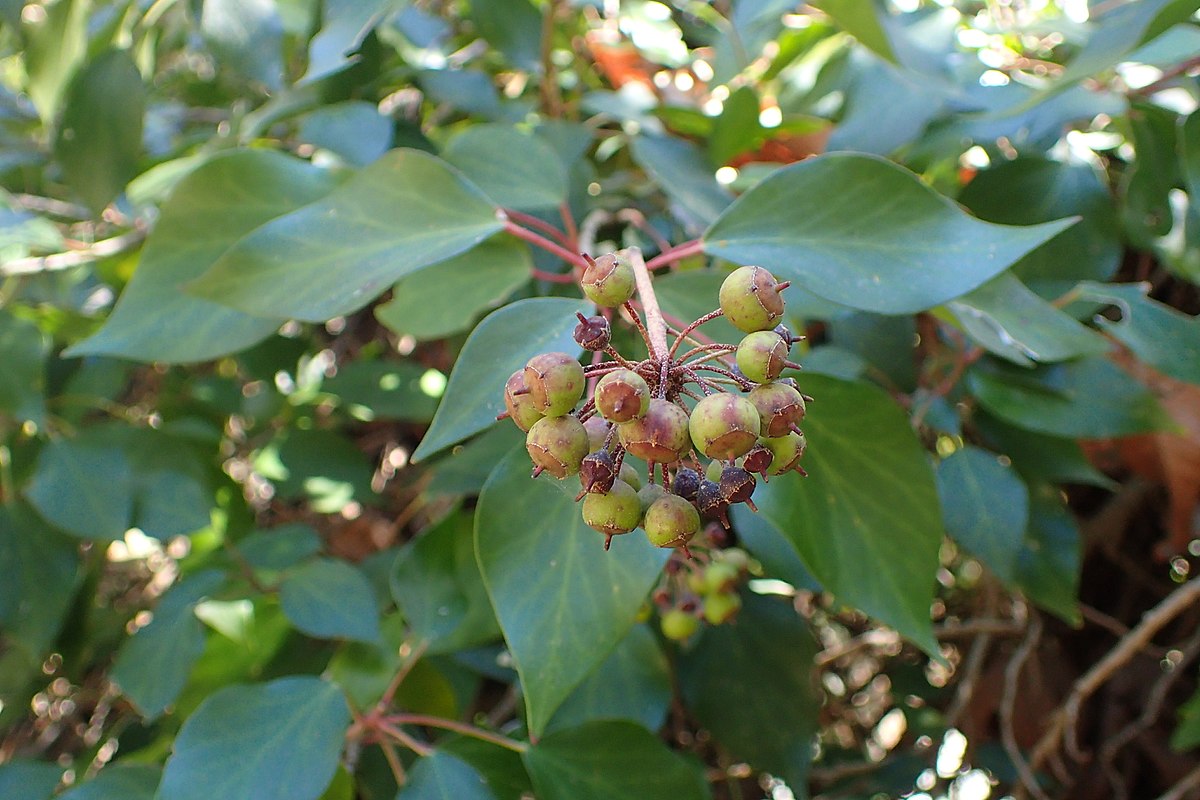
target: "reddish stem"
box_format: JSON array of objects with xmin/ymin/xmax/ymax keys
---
[
  {"xmin": 506, "ymin": 208, "xmax": 572, "ymax": 246},
  {"xmin": 531, "ymin": 268, "xmax": 576, "ymax": 284},
  {"xmin": 668, "ymin": 308, "xmax": 724, "ymax": 359},
  {"xmin": 644, "ymin": 239, "xmax": 705, "ymax": 271},
  {"xmin": 559, "ymin": 202, "xmax": 579, "ymax": 249},
  {"xmin": 505, "ymin": 220, "xmax": 591, "ymax": 271}
]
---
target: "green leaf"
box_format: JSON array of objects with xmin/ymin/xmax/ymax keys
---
[
  {"xmin": 238, "ymin": 523, "xmax": 323, "ymax": 571},
  {"xmin": 631, "ymin": 135, "xmax": 732, "ymax": 228},
  {"xmin": 1183, "ymin": 109, "xmax": 1200, "ymax": 201},
  {"xmin": 1059, "ymin": 0, "xmax": 1198, "ymax": 83},
  {"xmin": 752, "ymin": 374, "xmax": 941, "ymax": 655},
  {"xmin": 299, "ymin": 101, "xmax": 393, "ymax": 167},
  {"xmin": 201, "ymin": 0, "xmax": 284, "ymax": 88},
  {"xmin": 1075, "ymin": 282, "xmax": 1200, "ymax": 385},
  {"xmin": 475, "ymin": 448, "xmax": 669, "ymax": 736},
  {"xmin": 279, "ymin": 558, "xmax": 381, "ymax": 643},
  {"xmin": 54, "ymin": 49, "xmax": 144, "ymax": 214},
  {"xmin": 547, "ymin": 624, "xmax": 671, "ymax": 734},
  {"xmin": 522, "ymin": 721, "xmax": 709, "ymax": 800},
  {"xmin": 112, "ymin": 570, "xmax": 225, "ymax": 720},
  {"xmin": 58, "ymin": 765, "xmax": 161, "ymax": 800},
  {"xmin": 256, "ymin": 428, "xmax": 377, "ymax": 514},
  {"xmin": 0, "ymin": 761, "xmax": 61, "ymax": 800},
  {"xmin": 0, "ymin": 310, "xmax": 48, "ymax": 424},
  {"xmin": 678, "ymin": 593, "xmax": 820, "ymax": 789},
  {"xmin": 412, "ymin": 297, "xmax": 590, "ymax": 462},
  {"xmin": 397, "ymin": 752, "xmax": 498, "ymax": 800},
  {"xmin": 957, "ymin": 157, "xmax": 1122, "ymax": 285},
  {"xmin": 1172, "ymin": 681, "xmax": 1200, "ymax": 751},
  {"xmin": 428, "ymin": 425, "xmax": 524, "ymax": 498},
  {"xmin": 974, "ymin": 413, "xmax": 1116, "ymax": 490},
  {"xmin": 320, "ymin": 360, "xmax": 441, "ymax": 422},
  {"xmin": 469, "ymin": 0, "xmax": 541, "ymax": 72},
  {"xmin": 936, "ymin": 446, "xmax": 1028, "ymax": 584},
  {"xmin": 708, "ymin": 86, "xmax": 764, "ymax": 166},
  {"xmin": 439, "ymin": 739, "xmax": 533, "ymax": 800},
  {"xmin": 326, "ymin": 613, "xmax": 410, "ymax": 709},
  {"xmin": 157, "ymin": 676, "xmax": 350, "ymax": 800},
  {"xmin": 68, "ymin": 150, "xmax": 339, "ymax": 363},
  {"xmin": 945, "ymin": 273, "xmax": 1109, "ymax": 365},
  {"xmin": 23, "ymin": 0, "xmax": 89, "ymax": 120},
  {"xmin": 443, "ymin": 125, "xmax": 566, "ymax": 211},
  {"xmin": 703, "ymin": 152, "xmax": 1076, "ymax": 314},
  {"xmin": 0, "ymin": 504, "xmax": 80, "ymax": 662},
  {"xmin": 1014, "ymin": 485, "xmax": 1082, "ymax": 625},
  {"xmin": 967, "ymin": 356, "xmax": 1172, "ymax": 439},
  {"xmin": 25, "ymin": 437, "xmax": 133, "ymax": 540},
  {"xmin": 303, "ymin": 0, "xmax": 390, "ymax": 82},
  {"xmin": 375, "ymin": 237, "xmax": 531, "ymax": 341},
  {"xmin": 811, "ymin": 0, "xmax": 897, "ymax": 63},
  {"xmin": 391, "ymin": 508, "xmax": 500, "ymax": 653},
  {"xmin": 187, "ymin": 150, "xmax": 504, "ymax": 322},
  {"xmin": 1122, "ymin": 103, "xmax": 1180, "ymax": 249}
]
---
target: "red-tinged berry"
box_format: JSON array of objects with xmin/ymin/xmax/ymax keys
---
[
  {"xmin": 582, "ymin": 480, "xmax": 642, "ymax": 539},
  {"xmin": 719, "ymin": 266, "xmax": 786, "ymax": 333},
  {"xmin": 526, "ymin": 415, "xmax": 589, "ymax": 478},
  {"xmin": 689, "ymin": 392, "xmax": 760, "ymax": 461},
  {"xmin": 504, "ymin": 370, "xmax": 544, "ymax": 432},
  {"xmin": 742, "ymin": 443, "xmax": 773, "ymax": 477},
  {"xmin": 643, "ymin": 494, "xmax": 701, "ymax": 548},
  {"xmin": 573, "ymin": 312, "xmax": 611, "ymax": 351},
  {"xmin": 595, "ymin": 369, "xmax": 651, "ymax": 423},
  {"xmin": 618, "ymin": 399, "xmax": 691, "ymax": 464},
  {"xmin": 578, "ymin": 450, "xmax": 617, "ymax": 495},
  {"xmin": 748, "ymin": 382, "xmax": 806, "ymax": 438},
  {"xmin": 581, "ymin": 252, "xmax": 636, "ymax": 307},
  {"xmin": 524, "ymin": 352, "xmax": 585, "ymax": 416},
  {"xmin": 735, "ymin": 330, "xmax": 789, "ymax": 383},
  {"xmin": 719, "ymin": 465, "xmax": 756, "ymax": 507},
  {"xmin": 763, "ymin": 431, "xmax": 807, "ymax": 475},
  {"xmin": 583, "ymin": 416, "xmax": 611, "ymax": 452},
  {"xmin": 696, "ymin": 479, "xmax": 730, "ymax": 528}
]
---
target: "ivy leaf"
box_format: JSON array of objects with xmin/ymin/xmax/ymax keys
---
[
  {"xmin": 112, "ymin": 570, "xmax": 225, "ymax": 720},
  {"xmin": 201, "ymin": 0, "xmax": 284, "ymax": 88},
  {"xmin": 397, "ymin": 751, "xmax": 498, "ymax": 800},
  {"xmin": 679, "ymin": 593, "xmax": 820, "ymax": 789},
  {"xmin": 279, "ymin": 558, "xmax": 381, "ymax": 644},
  {"xmin": 187, "ymin": 150, "xmax": 504, "ymax": 322},
  {"xmin": 936, "ymin": 446, "xmax": 1029, "ymax": 584},
  {"xmin": 238, "ymin": 524, "xmax": 323, "ymax": 571},
  {"xmin": 25, "ymin": 437, "xmax": 133, "ymax": 540},
  {"xmin": 751, "ymin": 374, "xmax": 941, "ymax": 655},
  {"xmin": 475, "ymin": 448, "xmax": 669, "ymax": 736},
  {"xmin": 0, "ymin": 761, "xmax": 61, "ymax": 800},
  {"xmin": 1075, "ymin": 282, "xmax": 1200, "ymax": 385},
  {"xmin": 522, "ymin": 721, "xmax": 709, "ymax": 800},
  {"xmin": 443, "ymin": 125, "xmax": 566, "ymax": 211},
  {"xmin": 630, "ymin": 135, "xmax": 732, "ymax": 228},
  {"xmin": 54, "ymin": 49, "xmax": 144, "ymax": 213},
  {"xmin": 412, "ymin": 297, "xmax": 590, "ymax": 462},
  {"xmin": 0, "ymin": 310, "xmax": 47, "ymax": 425},
  {"xmin": 1015, "ymin": 486, "xmax": 1082, "ymax": 625},
  {"xmin": 157, "ymin": 677, "xmax": 350, "ymax": 800},
  {"xmin": 68, "ymin": 150, "xmax": 338, "ymax": 363},
  {"xmin": 58, "ymin": 765, "xmax": 161, "ymax": 800},
  {"xmin": 703, "ymin": 152, "xmax": 1075, "ymax": 314},
  {"xmin": 967, "ymin": 356, "xmax": 1173, "ymax": 438}
]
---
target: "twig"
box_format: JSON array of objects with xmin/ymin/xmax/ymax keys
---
[
  {"xmin": 625, "ymin": 247, "xmax": 667, "ymax": 360},
  {"xmin": 505, "ymin": 208, "xmax": 571, "ymax": 247},
  {"xmin": 375, "ymin": 721, "xmax": 434, "ymax": 758},
  {"xmin": 1003, "ymin": 612, "xmax": 1049, "ymax": 800},
  {"xmin": 1130, "ymin": 54, "xmax": 1200, "ymax": 97},
  {"xmin": 1155, "ymin": 763, "xmax": 1200, "ymax": 800},
  {"xmin": 10, "ymin": 193, "xmax": 90, "ymax": 219},
  {"xmin": 378, "ymin": 640, "xmax": 429, "ymax": 711},
  {"xmin": 1, "ymin": 227, "xmax": 148, "ymax": 276},
  {"xmin": 504, "ymin": 219, "xmax": 590, "ymax": 271},
  {"xmin": 559, "ymin": 203, "xmax": 578, "ymax": 250},
  {"xmin": 383, "ymin": 713, "xmax": 528, "ymax": 753},
  {"xmin": 668, "ymin": 309, "xmax": 724, "ymax": 359},
  {"xmin": 1027, "ymin": 578, "xmax": 1200, "ymax": 779},
  {"xmin": 644, "ymin": 239, "xmax": 705, "ymax": 271}
]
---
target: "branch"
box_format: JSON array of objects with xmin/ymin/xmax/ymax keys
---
[
  {"xmin": 644, "ymin": 239, "xmax": 704, "ymax": 272},
  {"xmin": 1, "ymin": 227, "xmax": 148, "ymax": 276},
  {"xmin": 1002, "ymin": 612, "xmax": 1050, "ymax": 800},
  {"xmin": 625, "ymin": 247, "xmax": 667, "ymax": 360},
  {"xmin": 384, "ymin": 713, "xmax": 528, "ymax": 753}
]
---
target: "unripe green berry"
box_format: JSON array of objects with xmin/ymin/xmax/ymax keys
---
[
  {"xmin": 735, "ymin": 330, "xmax": 789, "ymax": 383},
  {"xmin": 524, "ymin": 352, "xmax": 585, "ymax": 416},
  {"xmin": 619, "ymin": 461, "xmax": 642, "ymax": 491},
  {"xmin": 504, "ymin": 370, "xmax": 544, "ymax": 432},
  {"xmin": 715, "ymin": 547, "xmax": 750, "ymax": 573},
  {"xmin": 526, "ymin": 415, "xmax": 589, "ymax": 478},
  {"xmin": 705, "ymin": 459, "xmax": 724, "ymax": 484},
  {"xmin": 701, "ymin": 561, "xmax": 739, "ymax": 594},
  {"xmin": 763, "ymin": 431, "xmax": 807, "ymax": 475},
  {"xmin": 581, "ymin": 480, "xmax": 642, "ymax": 537},
  {"xmin": 581, "ymin": 253, "xmax": 636, "ymax": 307},
  {"xmin": 618, "ymin": 399, "xmax": 691, "ymax": 464},
  {"xmin": 702, "ymin": 591, "xmax": 742, "ymax": 624},
  {"xmin": 661, "ymin": 608, "xmax": 700, "ymax": 641},
  {"xmin": 689, "ymin": 392, "xmax": 761, "ymax": 461},
  {"xmin": 643, "ymin": 494, "xmax": 700, "ymax": 548},
  {"xmin": 748, "ymin": 382, "xmax": 806, "ymax": 438},
  {"xmin": 583, "ymin": 416, "xmax": 611, "ymax": 452},
  {"xmin": 719, "ymin": 266, "xmax": 786, "ymax": 333},
  {"xmin": 594, "ymin": 369, "xmax": 651, "ymax": 423},
  {"xmin": 637, "ymin": 482, "xmax": 667, "ymax": 514}
]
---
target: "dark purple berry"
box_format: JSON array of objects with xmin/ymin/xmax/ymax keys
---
[
  {"xmin": 574, "ymin": 313, "xmax": 611, "ymax": 351},
  {"xmin": 719, "ymin": 466, "xmax": 756, "ymax": 507},
  {"xmin": 696, "ymin": 479, "xmax": 730, "ymax": 528},
  {"xmin": 672, "ymin": 467, "xmax": 700, "ymax": 500},
  {"xmin": 579, "ymin": 450, "xmax": 617, "ymax": 495}
]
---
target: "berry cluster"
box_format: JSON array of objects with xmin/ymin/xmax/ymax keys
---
[
  {"xmin": 502, "ymin": 252, "xmax": 810, "ymax": 553},
  {"xmin": 656, "ymin": 544, "xmax": 752, "ymax": 640}
]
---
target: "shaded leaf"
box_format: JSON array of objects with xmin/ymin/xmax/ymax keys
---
[
  {"xmin": 238, "ymin": 523, "xmax": 323, "ymax": 571},
  {"xmin": 523, "ymin": 720, "xmax": 709, "ymax": 800},
  {"xmin": 412, "ymin": 297, "xmax": 590, "ymax": 462},
  {"xmin": 157, "ymin": 677, "xmax": 350, "ymax": 800},
  {"xmin": 279, "ymin": 558, "xmax": 381, "ymax": 643},
  {"xmin": 703, "ymin": 152, "xmax": 1075, "ymax": 314},
  {"xmin": 0, "ymin": 505, "xmax": 80, "ymax": 662},
  {"xmin": 475, "ymin": 448, "xmax": 669, "ymax": 735},
  {"xmin": 188, "ymin": 150, "xmax": 503, "ymax": 322},
  {"xmin": 299, "ymin": 101, "xmax": 393, "ymax": 167},
  {"xmin": 201, "ymin": 0, "xmax": 284, "ymax": 88},
  {"xmin": 1172, "ymin": 681, "xmax": 1200, "ymax": 751},
  {"xmin": 470, "ymin": 0, "xmax": 541, "ymax": 71},
  {"xmin": 631, "ymin": 135, "xmax": 733, "ymax": 228},
  {"xmin": 444, "ymin": 125, "xmax": 566, "ymax": 211},
  {"xmin": 0, "ymin": 761, "xmax": 61, "ymax": 800},
  {"xmin": 812, "ymin": 0, "xmax": 897, "ymax": 63},
  {"xmin": 936, "ymin": 445, "xmax": 1028, "ymax": 584},
  {"xmin": 752, "ymin": 374, "xmax": 941, "ymax": 655},
  {"xmin": 678, "ymin": 593, "xmax": 820, "ymax": 788},
  {"xmin": 1075, "ymin": 281, "xmax": 1200, "ymax": 385},
  {"xmin": 58, "ymin": 765, "xmax": 161, "ymax": 800},
  {"xmin": 68, "ymin": 150, "xmax": 338, "ymax": 363},
  {"xmin": 25, "ymin": 437, "xmax": 133, "ymax": 540},
  {"xmin": 0, "ymin": 310, "xmax": 47, "ymax": 424},
  {"xmin": 1014, "ymin": 485, "xmax": 1082, "ymax": 625},
  {"xmin": 397, "ymin": 751, "xmax": 497, "ymax": 800}
]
